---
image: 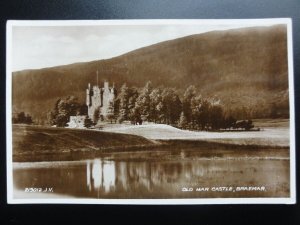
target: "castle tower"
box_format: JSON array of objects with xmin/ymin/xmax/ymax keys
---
[
  {"xmin": 86, "ymin": 83, "xmax": 91, "ymax": 106},
  {"xmin": 104, "ymin": 81, "xmax": 109, "ymax": 91},
  {"xmin": 86, "ymin": 79, "xmax": 116, "ymax": 122}
]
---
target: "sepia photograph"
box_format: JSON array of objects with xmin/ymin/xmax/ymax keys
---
[{"xmin": 6, "ymin": 19, "xmax": 295, "ymax": 204}]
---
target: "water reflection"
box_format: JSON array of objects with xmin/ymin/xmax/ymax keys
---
[
  {"xmin": 87, "ymin": 159, "xmax": 116, "ymax": 193},
  {"xmin": 13, "ymin": 149, "xmax": 290, "ymax": 199}
]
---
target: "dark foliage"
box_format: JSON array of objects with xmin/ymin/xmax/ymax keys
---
[
  {"xmin": 115, "ymin": 81, "xmax": 249, "ymax": 131},
  {"xmin": 12, "ymin": 112, "xmax": 33, "ymax": 124},
  {"xmin": 48, "ymin": 96, "xmax": 87, "ymax": 127},
  {"xmin": 84, "ymin": 116, "xmax": 94, "ymax": 128}
]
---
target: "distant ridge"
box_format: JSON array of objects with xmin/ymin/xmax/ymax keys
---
[{"xmin": 12, "ymin": 25, "xmax": 289, "ymax": 123}]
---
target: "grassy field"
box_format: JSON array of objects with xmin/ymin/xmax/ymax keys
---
[
  {"xmin": 103, "ymin": 119, "xmax": 290, "ymax": 147},
  {"xmin": 12, "ymin": 125, "xmax": 158, "ymax": 161},
  {"xmin": 252, "ymin": 118, "xmax": 290, "ymax": 128}
]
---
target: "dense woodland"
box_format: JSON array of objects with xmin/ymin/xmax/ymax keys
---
[{"xmin": 112, "ymin": 81, "xmax": 254, "ymax": 130}]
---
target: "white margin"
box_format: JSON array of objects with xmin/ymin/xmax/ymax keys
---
[
  {"xmin": 6, "ymin": 18, "xmax": 296, "ymax": 205},
  {"xmin": 6, "ymin": 20, "xmax": 13, "ymax": 204},
  {"xmin": 287, "ymin": 19, "xmax": 296, "ymax": 204}
]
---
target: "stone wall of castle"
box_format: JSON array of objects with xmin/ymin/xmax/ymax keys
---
[
  {"xmin": 86, "ymin": 82, "xmax": 116, "ymax": 122},
  {"xmin": 67, "ymin": 116, "xmax": 86, "ymax": 128}
]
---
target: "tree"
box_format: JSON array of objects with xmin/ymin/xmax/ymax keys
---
[
  {"xmin": 56, "ymin": 114, "xmax": 68, "ymax": 127},
  {"xmin": 93, "ymin": 106, "xmax": 100, "ymax": 124},
  {"xmin": 17, "ymin": 112, "xmax": 26, "ymax": 123},
  {"xmin": 12, "ymin": 115, "xmax": 18, "ymax": 124},
  {"xmin": 135, "ymin": 81, "xmax": 152, "ymax": 122},
  {"xmin": 106, "ymin": 101, "xmax": 115, "ymax": 124},
  {"xmin": 209, "ymin": 104, "xmax": 224, "ymax": 130},
  {"xmin": 48, "ymin": 96, "xmax": 84, "ymax": 127},
  {"xmin": 84, "ymin": 116, "xmax": 94, "ymax": 128},
  {"xmin": 78, "ymin": 104, "xmax": 88, "ymax": 116},
  {"xmin": 223, "ymin": 115, "xmax": 236, "ymax": 129},
  {"xmin": 190, "ymin": 96, "xmax": 200, "ymax": 129},
  {"xmin": 48, "ymin": 98, "xmax": 61, "ymax": 126},
  {"xmin": 178, "ymin": 112, "xmax": 188, "ymax": 129},
  {"xmin": 245, "ymin": 120, "xmax": 254, "ymax": 131},
  {"xmin": 156, "ymin": 101, "xmax": 165, "ymax": 124},
  {"xmin": 24, "ymin": 114, "xmax": 33, "ymax": 124},
  {"xmin": 199, "ymin": 100, "xmax": 211, "ymax": 130},
  {"xmin": 57, "ymin": 99, "xmax": 69, "ymax": 126},
  {"xmin": 149, "ymin": 88, "xmax": 163, "ymax": 123},
  {"xmin": 130, "ymin": 107, "xmax": 142, "ymax": 125},
  {"xmin": 170, "ymin": 92, "xmax": 182, "ymax": 124},
  {"xmin": 161, "ymin": 88, "xmax": 182, "ymax": 125},
  {"xmin": 12, "ymin": 112, "xmax": 33, "ymax": 124},
  {"xmin": 113, "ymin": 98, "xmax": 120, "ymax": 121},
  {"xmin": 128, "ymin": 88, "xmax": 139, "ymax": 124},
  {"xmin": 117, "ymin": 83, "xmax": 130, "ymax": 123},
  {"xmin": 65, "ymin": 96, "xmax": 81, "ymax": 115},
  {"xmin": 182, "ymin": 85, "xmax": 196, "ymax": 124}
]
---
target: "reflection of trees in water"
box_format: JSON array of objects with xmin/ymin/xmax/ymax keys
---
[{"xmin": 86, "ymin": 158, "xmax": 213, "ymax": 193}]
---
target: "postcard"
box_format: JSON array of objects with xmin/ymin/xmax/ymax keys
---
[{"xmin": 6, "ymin": 19, "xmax": 295, "ymax": 204}]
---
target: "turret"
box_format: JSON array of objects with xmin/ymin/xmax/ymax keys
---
[
  {"xmin": 86, "ymin": 83, "xmax": 91, "ymax": 106},
  {"xmin": 104, "ymin": 81, "xmax": 109, "ymax": 91}
]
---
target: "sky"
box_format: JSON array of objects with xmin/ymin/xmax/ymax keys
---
[{"xmin": 10, "ymin": 20, "xmax": 285, "ymax": 71}]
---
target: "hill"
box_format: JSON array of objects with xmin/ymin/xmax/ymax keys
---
[{"xmin": 12, "ymin": 25, "xmax": 289, "ymax": 123}]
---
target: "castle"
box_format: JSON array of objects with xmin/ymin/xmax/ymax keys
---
[
  {"xmin": 86, "ymin": 81, "xmax": 116, "ymax": 122},
  {"xmin": 67, "ymin": 81, "xmax": 117, "ymax": 128}
]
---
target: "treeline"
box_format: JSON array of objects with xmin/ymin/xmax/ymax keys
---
[
  {"xmin": 12, "ymin": 112, "xmax": 33, "ymax": 124},
  {"xmin": 47, "ymin": 81, "xmax": 256, "ymax": 130},
  {"xmin": 113, "ymin": 81, "xmax": 247, "ymax": 130}
]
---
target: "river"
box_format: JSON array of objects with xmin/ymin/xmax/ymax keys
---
[{"xmin": 13, "ymin": 147, "xmax": 290, "ymax": 199}]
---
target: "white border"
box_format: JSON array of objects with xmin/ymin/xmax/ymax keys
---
[{"xmin": 6, "ymin": 19, "xmax": 296, "ymax": 205}]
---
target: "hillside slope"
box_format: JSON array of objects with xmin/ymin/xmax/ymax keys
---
[
  {"xmin": 12, "ymin": 25, "xmax": 289, "ymax": 123},
  {"xmin": 13, "ymin": 125, "xmax": 157, "ymax": 161}
]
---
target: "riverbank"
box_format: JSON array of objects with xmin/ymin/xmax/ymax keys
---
[
  {"xmin": 12, "ymin": 123, "xmax": 289, "ymax": 162},
  {"xmin": 12, "ymin": 125, "xmax": 159, "ymax": 161}
]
